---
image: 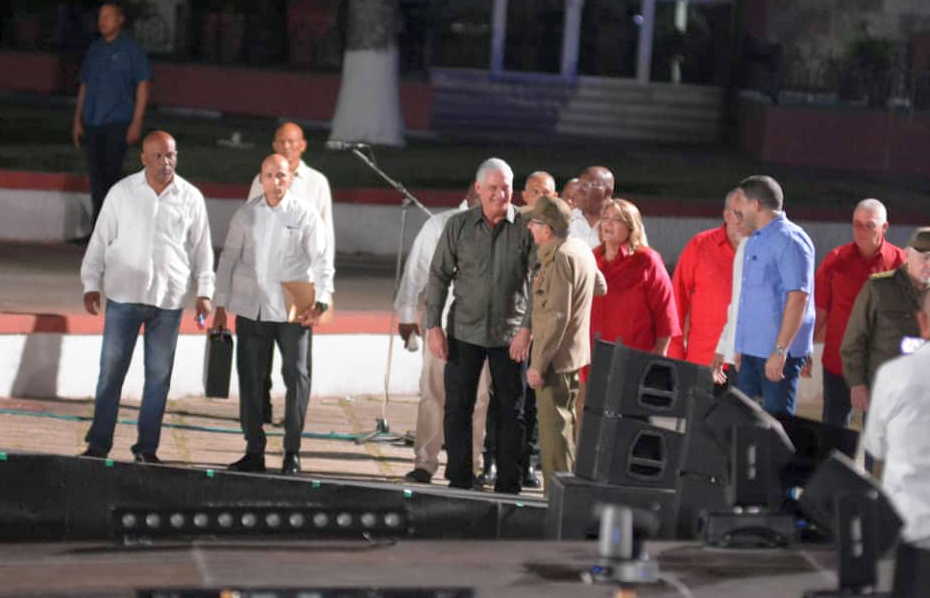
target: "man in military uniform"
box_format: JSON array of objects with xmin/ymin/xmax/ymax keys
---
[
  {"xmin": 524, "ymin": 195, "xmax": 606, "ymax": 494},
  {"xmin": 841, "ymin": 227, "xmax": 930, "ymax": 415}
]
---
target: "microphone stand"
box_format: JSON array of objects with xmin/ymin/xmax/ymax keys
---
[{"xmin": 345, "ymin": 146, "xmax": 432, "ymax": 445}]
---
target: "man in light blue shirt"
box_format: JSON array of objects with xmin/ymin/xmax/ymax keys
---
[{"xmin": 731, "ymin": 175, "xmax": 815, "ymax": 415}]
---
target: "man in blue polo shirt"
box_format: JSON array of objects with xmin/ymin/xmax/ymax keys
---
[
  {"xmin": 72, "ymin": 2, "xmax": 151, "ymax": 229},
  {"xmin": 730, "ymin": 175, "xmax": 815, "ymax": 415}
]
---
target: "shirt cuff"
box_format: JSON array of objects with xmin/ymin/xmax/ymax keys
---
[
  {"xmin": 396, "ymin": 304, "xmax": 418, "ymax": 324},
  {"xmin": 196, "ymin": 279, "xmax": 215, "ymax": 300},
  {"xmin": 82, "ymin": 279, "xmax": 102, "ymax": 295},
  {"xmin": 316, "ymin": 289, "xmax": 332, "ymax": 305}
]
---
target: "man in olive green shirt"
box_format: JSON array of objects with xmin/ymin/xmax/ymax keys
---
[
  {"xmin": 426, "ymin": 157, "xmax": 534, "ymax": 493},
  {"xmin": 524, "ymin": 195, "xmax": 606, "ymax": 494},
  {"xmin": 841, "ymin": 227, "xmax": 930, "ymax": 413}
]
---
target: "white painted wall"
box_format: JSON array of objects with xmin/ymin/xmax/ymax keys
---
[{"xmin": 0, "ymin": 333, "xmax": 422, "ymax": 400}]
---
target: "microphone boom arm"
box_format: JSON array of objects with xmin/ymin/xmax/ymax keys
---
[{"xmin": 348, "ymin": 148, "xmax": 432, "ymax": 218}]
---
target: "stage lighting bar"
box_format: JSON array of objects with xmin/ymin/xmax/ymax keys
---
[{"xmin": 112, "ymin": 505, "xmax": 409, "ymax": 539}]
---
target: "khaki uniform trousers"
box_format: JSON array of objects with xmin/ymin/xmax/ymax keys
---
[
  {"xmin": 537, "ymin": 367, "xmax": 580, "ymax": 494},
  {"xmin": 415, "ymin": 343, "xmax": 490, "ymax": 476}
]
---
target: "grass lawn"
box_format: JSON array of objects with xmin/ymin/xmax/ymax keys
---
[{"xmin": 1, "ymin": 95, "xmax": 928, "ymax": 215}]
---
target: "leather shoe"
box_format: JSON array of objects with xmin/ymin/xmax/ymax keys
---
[
  {"xmin": 281, "ymin": 452, "xmax": 301, "ymax": 475},
  {"xmin": 229, "ymin": 453, "xmax": 266, "ymax": 472},
  {"xmin": 404, "ymin": 468, "xmax": 432, "ymax": 483},
  {"xmin": 522, "ymin": 463, "xmax": 542, "ymax": 489},
  {"xmin": 133, "ymin": 452, "xmax": 161, "ymax": 464},
  {"xmin": 80, "ymin": 447, "xmax": 107, "ymax": 458}
]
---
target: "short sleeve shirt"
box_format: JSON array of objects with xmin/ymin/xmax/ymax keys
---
[
  {"xmin": 735, "ymin": 214, "xmax": 815, "ymax": 358},
  {"xmin": 80, "ymin": 33, "xmax": 151, "ymax": 126}
]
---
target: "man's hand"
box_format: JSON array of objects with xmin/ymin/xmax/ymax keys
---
[
  {"xmin": 83, "ymin": 291, "xmax": 101, "ymax": 315},
  {"xmin": 711, "ymin": 353, "xmax": 727, "ymax": 385},
  {"xmin": 126, "ymin": 120, "xmax": 143, "ymax": 145},
  {"xmin": 195, "ymin": 297, "xmax": 212, "ymax": 329},
  {"xmin": 765, "ymin": 351, "xmax": 787, "ymax": 382},
  {"xmin": 527, "ymin": 367, "xmax": 544, "ymax": 389},
  {"xmin": 72, "ymin": 120, "xmax": 84, "ymax": 148},
  {"xmin": 212, "ymin": 306, "xmax": 228, "ymax": 331},
  {"xmin": 398, "ymin": 322, "xmax": 420, "ymax": 344},
  {"xmin": 427, "ymin": 326, "xmax": 448, "ymax": 360},
  {"xmin": 297, "ymin": 304, "xmax": 324, "ymax": 328},
  {"xmin": 851, "ymin": 384, "xmax": 870, "ymax": 412},
  {"xmin": 509, "ymin": 327, "xmax": 531, "ymax": 362}
]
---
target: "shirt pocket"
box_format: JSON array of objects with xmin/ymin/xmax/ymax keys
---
[{"xmin": 743, "ymin": 255, "xmax": 768, "ymax": 287}]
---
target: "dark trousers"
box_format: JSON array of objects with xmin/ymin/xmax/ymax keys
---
[
  {"xmin": 445, "ymin": 338, "xmax": 526, "ymax": 493},
  {"xmin": 821, "ymin": 368, "xmax": 852, "ymax": 427},
  {"xmin": 260, "ymin": 339, "xmax": 312, "ymax": 421},
  {"xmin": 236, "ymin": 316, "xmax": 312, "ymax": 454},
  {"xmin": 84, "ymin": 123, "xmax": 128, "ymax": 228}
]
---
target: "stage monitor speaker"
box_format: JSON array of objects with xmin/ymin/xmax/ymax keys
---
[
  {"xmin": 575, "ymin": 413, "xmax": 683, "ymax": 488},
  {"xmin": 588, "ymin": 343, "xmax": 713, "ymax": 418},
  {"xmin": 545, "ymin": 472, "xmax": 678, "ymax": 540},
  {"xmin": 584, "ymin": 338, "xmax": 615, "ymax": 414},
  {"xmin": 775, "ymin": 414, "xmax": 859, "ymax": 490},
  {"xmin": 679, "ymin": 387, "xmax": 729, "ymax": 479},
  {"xmin": 676, "ymin": 472, "xmax": 729, "ymax": 539}
]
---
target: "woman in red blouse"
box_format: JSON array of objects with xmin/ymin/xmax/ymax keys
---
[{"xmin": 590, "ymin": 198, "xmax": 680, "ymax": 357}]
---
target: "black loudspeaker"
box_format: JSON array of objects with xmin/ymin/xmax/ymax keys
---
[
  {"xmin": 679, "ymin": 388, "xmax": 729, "ymax": 480},
  {"xmin": 545, "ymin": 472, "xmax": 679, "ymax": 540},
  {"xmin": 575, "ymin": 413, "xmax": 683, "ymax": 488},
  {"xmin": 775, "ymin": 414, "xmax": 859, "ymax": 490},
  {"xmin": 676, "ymin": 472, "xmax": 729, "ymax": 539},
  {"xmin": 587, "ymin": 342, "xmax": 713, "ymax": 418},
  {"xmin": 584, "ymin": 338, "xmax": 615, "ymax": 413}
]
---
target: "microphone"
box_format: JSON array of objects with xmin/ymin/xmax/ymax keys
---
[{"xmin": 325, "ymin": 139, "xmax": 370, "ymax": 151}]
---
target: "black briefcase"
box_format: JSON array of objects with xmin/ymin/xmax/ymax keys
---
[{"xmin": 203, "ymin": 329, "xmax": 233, "ymax": 398}]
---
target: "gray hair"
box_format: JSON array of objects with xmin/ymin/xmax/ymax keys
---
[
  {"xmin": 854, "ymin": 198, "xmax": 888, "ymax": 223},
  {"xmin": 476, "ymin": 157, "xmax": 514, "ymax": 185}
]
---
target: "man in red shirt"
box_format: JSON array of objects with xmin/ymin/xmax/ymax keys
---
[
  {"xmin": 814, "ymin": 199, "xmax": 906, "ymax": 427},
  {"xmin": 669, "ymin": 191, "xmax": 745, "ymax": 365}
]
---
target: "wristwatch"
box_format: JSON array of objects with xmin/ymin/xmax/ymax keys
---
[
  {"xmin": 314, "ymin": 301, "xmax": 329, "ymax": 314},
  {"xmin": 774, "ymin": 344, "xmax": 787, "ymax": 357}
]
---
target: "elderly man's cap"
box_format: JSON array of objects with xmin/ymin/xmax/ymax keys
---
[
  {"xmin": 907, "ymin": 227, "xmax": 930, "ymax": 252},
  {"xmin": 522, "ymin": 195, "xmax": 571, "ymax": 235}
]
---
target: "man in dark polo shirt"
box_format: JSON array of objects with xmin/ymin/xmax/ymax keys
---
[
  {"xmin": 72, "ymin": 2, "xmax": 151, "ymax": 229},
  {"xmin": 426, "ymin": 157, "xmax": 534, "ymax": 494}
]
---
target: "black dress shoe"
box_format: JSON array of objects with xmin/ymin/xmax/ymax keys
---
[
  {"xmin": 80, "ymin": 447, "xmax": 107, "ymax": 458},
  {"xmin": 281, "ymin": 452, "xmax": 301, "ymax": 475},
  {"xmin": 229, "ymin": 453, "xmax": 266, "ymax": 472},
  {"xmin": 404, "ymin": 468, "xmax": 432, "ymax": 483},
  {"xmin": 522, "ymin": 463, "xmax": 541, "ymax": 489},
  {"xmin": 482, "ymin": 459, "xmax": 498, "ymax": 487},
  {"xmin": 133, "ymin": 452, "xmax": 161, "ymax": 464}
]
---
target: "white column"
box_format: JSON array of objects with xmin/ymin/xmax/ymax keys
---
[
  {"xmin": 636, "ymin": 0, "xmax": 657, "ymax": 84},
  {"xmin": 490, "ymin": 0, "xmax": 508, "ymax": 74},
  {"xmin": 671, "ymin": 0, "xmax": 689, "ymax": 84},
  {"xmin": 560, "ymin": 0, "xmax": 585, "ymax": 78}
]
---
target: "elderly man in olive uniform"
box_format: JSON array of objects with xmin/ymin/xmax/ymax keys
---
[
  {"xmin": 841, "ymin": 227, "xmax": 930, "ymax": 416},
  {"xmin": 525, "ymin": 195, "xmax": 606, "ymax": 493}
]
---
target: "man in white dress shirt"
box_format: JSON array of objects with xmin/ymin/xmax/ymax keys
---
[
  {"xmin": 80, "ymin": 131, "xmax": 214, "ymax": 463},
  {"xmin": 568, "ymin": 166, "xmax": 614, "ymax": 248},
  {"xmin": 247, "ymin": 122, "xmax": 335, "ymax": 423},
  {"xmin": 214, "ymin": 154, "xmax": 334, "ymax": 475},
  {"xmin": 395, "ymin": 187, "xmax": 491, "ymax": 484},
  {"xmin": 861, "ymin": 288, "xmax": 930, "ymax": 542}
]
